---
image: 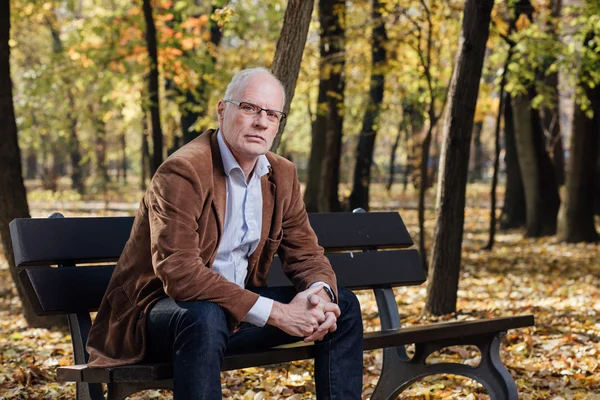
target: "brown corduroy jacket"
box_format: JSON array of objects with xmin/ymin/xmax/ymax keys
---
[{"xmin": 86, "ymin": 129, "xmax": 337, "ymax": 368}]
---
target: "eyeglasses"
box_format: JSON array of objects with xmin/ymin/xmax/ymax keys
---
[{"xmin": 224, "ymin": 100, "xmax": 286, "ymax": 123}]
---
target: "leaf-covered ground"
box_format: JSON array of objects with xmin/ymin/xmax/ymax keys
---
[{"xmin": 1, "ymin": 187, "xmax": 599, "ymax": 399}]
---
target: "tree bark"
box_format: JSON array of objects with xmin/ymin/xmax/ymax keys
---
[
  {"xmin": 500, "ymin": 96, "xmax": 526, "ymax": 228},
  {"xmin": 270, "ymin": 0, "xmax": 315, "ymax": 152},
  {"xmin": 0, "ymin": 3, "xmax": 65, "ymax": 328},
  {"xmin": 596, "ymin": 138, "xmax": 600, "ymax": 216},
  {"xmin": 89, "ymin": 107, "xmax": 110, "ymax": 188},
  {"xmin": 317, "ymin": 0, "xmax": 346, "ymax": 212},
  {"xmin": 485, "ymin": 49, "xmax": 512, "ymax": 250},
  {"xmin": 469, "ymin": 121, "xmax": 484, "ymax": 182},
  {"xmin": 120, "ymin": 132, "xmax": 127, "ymax": 184},
  {"xmin": 540, "ymin": 73, "xmax": 565, "ymax": 186},
  {"xmin": 540, "ymin": 0, "xmax": 564, "ymax": 186},
  {"xmin": 142, "ymin": 0, "xmax": 163, "ymax": 176},
  {"xmin": 304, "ymin": 78, "xmax": 328, "ymax": 212},
  {"xmin": 386, "ymin": 125, "xmax": 402, "ymax": 192},
  {"xmin": 425, "ymin": 0, "xmax": 494, "ymax": 316},
  {"xmin": 25, "ymin": 151, "xmax": 37, "ymax": 180},
  {"xmin": 67, "ymin": 90, "xmax": 85, "ymax": 195},
  {"xmin": 512, "ymin": 91, "xmax": 560, "ymax": 237},
  {"xmin": 141, "ymin": 108, "xmax": 150, "ymax": 191},
  {"xmin": 557, "ymin": 32, "xmax": 600, "ymax": 242},
  {"xmin": 349, "ymin": 0, "xmax": 388, "ymax": 210},
  {"xmin": 404, "ymin": 102, "xmax": 425, "ymax": 192}
]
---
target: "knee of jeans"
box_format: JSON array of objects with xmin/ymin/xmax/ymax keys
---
[
  {"xmin": 337, "ymin": 288, "xmax": 362, "ymax": 320},
  {"xmin": 175, "ymin": 301, "xmax": 229, "ymax": 345}
]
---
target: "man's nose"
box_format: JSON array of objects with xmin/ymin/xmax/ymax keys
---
[{"xmin": 253, "ymin": 110, "xmax": 269, "ymax": 128}]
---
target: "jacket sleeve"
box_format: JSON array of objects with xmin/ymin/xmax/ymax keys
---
[
  {"xmin": 276, "ymin": 165, "xmax": 338, "ymax": 300},
  {"xmin": 147, "ymin": 156, "xmax": 259, "ymax": 323}
]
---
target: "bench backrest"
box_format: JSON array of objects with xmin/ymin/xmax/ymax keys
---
[{"xmin": 10, "ymin": 212, "xmax": 425, "ymax": 316}]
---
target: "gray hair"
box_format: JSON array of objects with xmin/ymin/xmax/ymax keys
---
[{"xmin": 224, "ymin": 67, "xmax": 286, "ymax": 109}]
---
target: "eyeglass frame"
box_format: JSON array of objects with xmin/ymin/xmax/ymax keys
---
[{"xmin": 223, "ymin": 99, "xmax": 287, "ymax": 122}]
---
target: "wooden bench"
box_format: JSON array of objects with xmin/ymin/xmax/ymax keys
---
[{"xmin": 10, "ymin": 211, "xmax": 534, "ymax": 400}]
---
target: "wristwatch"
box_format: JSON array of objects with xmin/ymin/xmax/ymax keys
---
[{"xmin": 322, "ymin": 285, "xmax": 335, "ymax": 303}]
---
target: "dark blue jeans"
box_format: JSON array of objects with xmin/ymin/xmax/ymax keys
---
[{"xmin": 145, "ymin": 286, "xmax": 363, "ymax": 400}]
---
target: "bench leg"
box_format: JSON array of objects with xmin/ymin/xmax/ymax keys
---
[
  {"xmin": 106, "ymin": 380, "xmax": 173, "ymax": 400},
  {"xmin": 370, "ymin": 332, "xmax": 518, "ymax": 400}
]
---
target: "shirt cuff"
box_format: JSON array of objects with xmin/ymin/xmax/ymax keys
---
[
  {"xmin": 309, "ymin": 281, "xmax": 335, "ymax": 302},
  {"xmin": 242, "ymin": 296, "xmax": 274, "ymax": 327}
]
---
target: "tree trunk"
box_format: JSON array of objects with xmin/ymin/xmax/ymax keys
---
[
  {"xmin": 270, "ymin": 0, "xmax": 315, "ymax": 152},
  {"xmin": 349, "ymin": 0, "xmax": 388, "ymax": 210},
  {"xmin": 540, "ymin": 0, "xmax": 564, "ymax": 187},
  {"xmin": 0, "ymin": 4, "xmax": 65, "ymax": 328},
  {"xmin": 41, "ymin": 148, "xmax": 58, "ymax": 192},
  {"xmin": 512, "ymin": 92, "xmax": 560, "ymax": 237},
  {"xmin": 120, "ymin": 132, "xmax": 127, "ymax": 184},
  {"xmin": 387, "ymin": 125, "xmax": 402, "ymax": 192},
  {"xmin": 596, "ymin": 138, "xmax": 600, "ymax": 216},
  {"xmin": 304, "ymin": 78, "xmax": 328, "ymax": 212},
  {"xmin": 142, "ymin": 0, "xmax": 163, "ymax": 176},
  {"xmin": 67, "ymin": 90, "xmax": 85, "ymax": 195},
  {"xmin": 417, "ymin": 126, "xmax": 433, "ymax": 267},
  {"xmin": 317, "ymin": 0, "xmax": 346, "ymax": 212},
  {"xmin": 485, "ymin": 49, "xmax": 513, "ymax": 250},
  {"xmin": 141, "ymin": 110, "xmax": 150, "ymax": 191},
  {"xmin": 557, "ymin": 33, "xmax": 600, "ymax": 242},
  {"xmin": 540, "ymin": 73, "xmax": 565, "ymax": 186},
  {"xmin": 469, "ymin": 120, "xmax": 483, "ymax": 182},
  {"xmin": 90, "ymin": 109, "xmax": 110, "ymax": 188},
  {"xmin": 405, "ymin": 103, "xmax": 424, "ymax": 192},
  {"xmin": 425, "ymin": 0, "xmax": 494, "ymax": 316},
  {"xmin": 500, "ymin": 96, "xmax": 526, "ymax": 228},
  {"xmin": 25, "ymin": 151, "xmax": 37, "ymax": 180}
]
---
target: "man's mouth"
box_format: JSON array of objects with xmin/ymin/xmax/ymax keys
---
[{"xmin": 246, "ymin": 135, "xmax": 265, "ymax": 142}]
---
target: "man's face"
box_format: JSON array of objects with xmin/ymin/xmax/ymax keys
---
[{"xmin": 217, "ymin": 73, "xmax": 284, "ymax": 166}]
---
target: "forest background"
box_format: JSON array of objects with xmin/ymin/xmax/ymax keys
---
[{"xmin": 1, "ymin": 0, "xmax": 600, "ymax": 398}]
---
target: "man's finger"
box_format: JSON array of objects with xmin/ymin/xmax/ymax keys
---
[
  {"xmin": 304, "ymin": 285, "xmax": 326, "ymax": 296},
  {"xmin": 317, "ymin": 312, "xmax": 337, "ymax": 332},
  {"xmin": 322, "ymin": 302, "xmax": 341, "ymax": 317},
  {"xmin": 308, "ymin": 294, "xmax": 321, "ymax": 307},
  {"xmin": 304, "ymin": 329, "xmax": 327, "ymax": 343},
  {"xmin": 304, "ymin": 313, "xmax": 336, "ymax": 342}
]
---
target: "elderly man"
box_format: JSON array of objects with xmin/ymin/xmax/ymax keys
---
[{"xmin": 86, "ymin": 67, "xmax": 363, "ymax": 399}]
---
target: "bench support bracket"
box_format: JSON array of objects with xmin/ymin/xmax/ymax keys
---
[{"xmin": 371, "ymin": 287, "xmax": 518, "ymax": 400}]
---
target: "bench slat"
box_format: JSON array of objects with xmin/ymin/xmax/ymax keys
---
[
  {"xmin": 57, "ymin": 315, "xmax": 534, "ymax": 383},
  {"xmin": 10, "ymin": 217, "xmax": 134, "ymax": 267},
  {"xmin": 10, "ymin": 212, "xmax": 413, "ymax": 266},
  {"xmin": 19, "ymin": 250, "xmax": 424, "ymax": 315}
]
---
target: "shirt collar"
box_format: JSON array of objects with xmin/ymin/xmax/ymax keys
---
[{"xmin": 217, "ymin": 130, "xmax": 271, "ymax": 179}]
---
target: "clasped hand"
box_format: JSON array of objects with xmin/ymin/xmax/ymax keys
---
[{"xmin": 270, "ymin": 285, "xmax": 341, "ymax": 342}]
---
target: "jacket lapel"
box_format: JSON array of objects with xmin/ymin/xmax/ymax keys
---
[{"xmin": 209, "ymin": 131, "xmax": 226, "ymax": 239}]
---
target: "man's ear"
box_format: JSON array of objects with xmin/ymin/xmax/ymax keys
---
[{"xmin": 217, "ymin": 101, "xmax": 225, "ymax": 121}]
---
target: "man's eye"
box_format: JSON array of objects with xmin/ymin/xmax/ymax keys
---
[
  {"xmin": 241, "ymin": 104, "xmax": 257, "ymax": 112},
  {"xmin": 266, "ymin": 111, "xmax": 278, "ymax": 119}
]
